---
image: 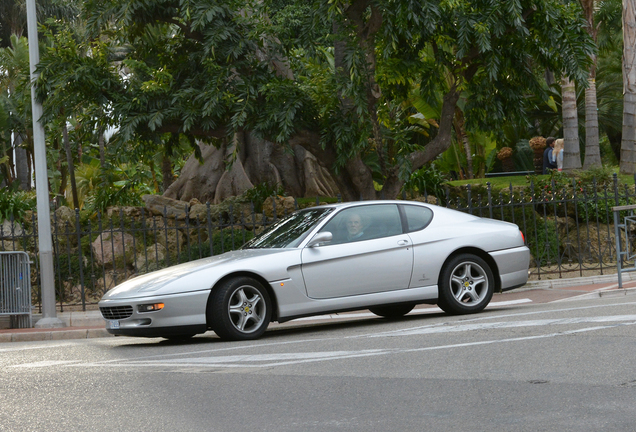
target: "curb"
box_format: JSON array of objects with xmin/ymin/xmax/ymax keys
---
[
  {"xmin": 0, "ymin": 328, "xmax": 112, "ymax": 343},
  {"xmin": 523, "ymin": 272, "xmax": 636, "ymax": 290},
  {"xmin": 31, "ymin": 311, "xmax": 105, "ymax": 328}
]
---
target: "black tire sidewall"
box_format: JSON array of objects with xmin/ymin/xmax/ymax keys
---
[
  {"xmin": 209, "ymin": 276, "xmax": 272, "ymax": 341},
  {"xmin": 438, "ymin": 254, "xmax": 494, "ymax": 314}
]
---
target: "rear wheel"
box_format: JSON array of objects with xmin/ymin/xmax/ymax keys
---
[
  {"xmin": 437, "ymin": 254, "xmax": 494, "ymax": 315},
  {"xmin": 369, "ymin": 304, "xmax": 415, "ymax": 319},
  {"xmin": 208, "ymin": 276, "xmax": 272, "ymax": 341}
]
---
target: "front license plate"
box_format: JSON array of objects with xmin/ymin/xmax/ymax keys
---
[{"xmin": 107, "ymin": 320, "xmax": 120, "ymax": 329}]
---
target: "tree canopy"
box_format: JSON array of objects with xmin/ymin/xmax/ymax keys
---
[{"xmin": 28, "ymin": 0, "xmax": 595, "ymax": 200}]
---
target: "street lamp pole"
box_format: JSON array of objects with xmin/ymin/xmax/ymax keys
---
[{"xmin": 26, "ymin": 0, "xmax": 64, "ymax": 328}]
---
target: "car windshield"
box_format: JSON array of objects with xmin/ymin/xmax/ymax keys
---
[{"xmin": 242, "ymin": 208, "xmax": 334, "ymax": 249}]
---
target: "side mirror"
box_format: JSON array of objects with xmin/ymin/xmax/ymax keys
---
[{"xmin": 306, "ymin": 231, "xmax": 332, "ymax": 248}]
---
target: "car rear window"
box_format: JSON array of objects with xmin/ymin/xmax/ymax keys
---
[{"xmin": 402, "ymin": 205, "xmax": 433, "ymax": 232}]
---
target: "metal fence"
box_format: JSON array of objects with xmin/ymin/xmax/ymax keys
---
[
  {"xmin": 613, "ymin": 204, "xmax": 636, "ymax": 288},
  {"xmin": 0, "ymin": 251, "xmax": 32, "ymax": 328},
  {"xmin": 1, "ymin": 173, "xmax": 635, "ymax": 312}
]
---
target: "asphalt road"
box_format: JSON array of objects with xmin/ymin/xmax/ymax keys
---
[{"xmin": 1, "ymin": 295, "xmax": 636, "ymax": 432}]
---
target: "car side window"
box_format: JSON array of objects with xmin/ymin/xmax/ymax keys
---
[
  {"xmin": 402, "ymin": 205, "xmax": 433, "ymax": 232},
  {"xmin": 320, "ymin": 204, "xmax": 403, "ymax": 244}
]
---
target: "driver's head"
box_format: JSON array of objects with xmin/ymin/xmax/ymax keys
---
[{"xmin": 346, "ymin": 213, "xmax": 363, "ymax": 236}]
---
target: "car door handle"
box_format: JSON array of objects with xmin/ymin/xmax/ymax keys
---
[{"xmin": 397, "ymin": 240, "xmax": 409, "ymax": 246}]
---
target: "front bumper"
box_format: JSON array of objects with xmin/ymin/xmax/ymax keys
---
[{"xmin": 99, "ymin": 290, "xmax": 210, "ymax": 337}]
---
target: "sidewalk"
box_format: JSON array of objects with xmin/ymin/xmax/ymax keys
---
[
  {"xmin": 2, "ymin": 273, "xmax": 636, "ymax": 343},
  {"xmin": 0, "ymin": 311, "xmax": 109, "ymax": 343}
]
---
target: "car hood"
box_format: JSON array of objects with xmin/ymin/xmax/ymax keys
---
[{"xmin": 101, "ymin": 248, "xmax": 287, "ymax": 299}]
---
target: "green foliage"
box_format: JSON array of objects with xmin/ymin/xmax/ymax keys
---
[
  {"xmin": 513, "ymin": 140, "xmax": 534, "ymax": 172},
  {"xmin": 525, "ymin": 171, "xmax": 578, "ymax": 201},
  {"xmin": 0, "ymin": 184, "xmax": 35, "ymax": 223},
  {"xmin": 574, "ymin": 165, "xmax": 615, "ymax": 186},
  {"xmin": 85, "ymin": 180, "xmax": 145, "ymax": 214},
  {"xmin": 523, "ymin": 214, "xmax": 560, "ymax": 268},
  {"xmin": 243, "ymin": 182, "xmax": 286, "ymax": 212},
  {"xmin": 54, "ymin": 252, "xmax": 83, "ymax": 292},
  {"xmin": 0, "ymin": 36, "xmax": 32, "ymax": 187},
  {"xmin": 80, "ymin": 161, "xmax": 155, "ymax": 214},
  {"xmin": 523, "ymin": 170, "xmax": 620, "ymax": 223},
  {"xmin": 402, "ymin": 163, "xmax": 449, "ymax": 202},
  {"xmin": 30, "ymin": 0, "xmax": 597, "ymax": 203}
]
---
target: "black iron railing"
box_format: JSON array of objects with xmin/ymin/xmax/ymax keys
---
[{"xmin": 0, "ymin": 174, "xmax": 634, "ymax": 311}]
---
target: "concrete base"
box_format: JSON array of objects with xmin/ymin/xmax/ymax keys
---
[{"xmin": 34, "ymin": 317, "xmax": 66, "ymax": 329}]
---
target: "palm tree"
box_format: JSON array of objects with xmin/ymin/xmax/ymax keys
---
[
  {"xmin": 580, "ymin": 0, "xmax": 602, "ymax": 168},
  {"xmin": 619, "ymin": 0, "xmax": 636, "ymax": 174},
  {"xmin": 562, "ymin": 76, "xmax": 582, "ymax": 169},
  {"xmin": 0, "ymin": 35, "xmax": 32, "ymax": 188},
  {"xmin": 0, "ymin": 0, "xmax": 80, "ymax": 48}
]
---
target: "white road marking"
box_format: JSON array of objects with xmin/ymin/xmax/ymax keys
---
[
  {"xmin": 0, "ymin": 343, "xmax": 73, "ymax": 353},
  {"xmin": 74, "ymin": 321, "xmax": 636, "ymax": 369},
  {"xmin": 81, "ymin": 350, "xmax": 388, "ymax": 368},
  {"xmin": 11, "ymin": 360, "xmax": 80, "ymax": 368},
  {"xmin": 366, "ymin": 315, "xmax": 636, "ymax": 337},
  {"xmin": 69, "ymin": 314, "xmax": 636, "ymax": 369},
  {"xmin": 9, "ymin": 301, "xmax": 636, "ymax": 370},
  {"xmin": 292, "ymin": 298, "xmax": 532, "ymax": 322},
  {"xmin": 446, "ymin": 301, "xmax": 636, "ymax": 325},
  {"xmin": 488, "ymin": 298, "xmax": 533, "ymax": 307}
]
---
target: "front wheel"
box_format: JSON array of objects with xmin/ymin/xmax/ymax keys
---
[
  {"xmin": 208, "ymin": 276, "xmax": 272, "ymax": 341},
  {"xmin": 437, "ymin": 254, "xmax": 494, "ymax": 315}
]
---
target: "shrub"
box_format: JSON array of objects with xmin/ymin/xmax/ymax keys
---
[
  {"xmin": 403, "ymin": 163, "xmax": 449, "ymax": 203},
  {"xmin": 0, "ymin": 185, "xmax": 35, "ymax": 223},
  {"xmin": 243, "ymin": 183, "xmax": 285, "ymax": 212}
]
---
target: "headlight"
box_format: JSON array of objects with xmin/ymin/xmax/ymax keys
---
[{"xmin": 137, "ymin": 303, "xmax": 165, "ymax": 313}]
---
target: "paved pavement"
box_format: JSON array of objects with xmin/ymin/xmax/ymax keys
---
[{"xmin": 2, "ymin": 273, "xmax": 636, "ymax": 343}]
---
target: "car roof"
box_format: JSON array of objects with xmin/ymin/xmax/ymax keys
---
[{"xmin": 304, "ymin": 200, "xmax": 433, "ymax": 211}]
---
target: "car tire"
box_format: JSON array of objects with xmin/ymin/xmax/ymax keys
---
[
  {"xmin": 369, "ymin": 304, "xmax": 415, "ymax": 319},
  {"xmin": 208, "ymin": 276, "xmax": 272, "ymax": 341},
  {"xmin": 437, "ymin": 253, "xmax": 494, "ymax": 315}
]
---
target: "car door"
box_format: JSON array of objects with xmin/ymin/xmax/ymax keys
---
[
  {"xmin": 399, "ymin": 204, "xmax": 440, "ymax": 288},
  {"xmin": 300, "ymin": 204, "xmax": 414, "ymax": 299}
]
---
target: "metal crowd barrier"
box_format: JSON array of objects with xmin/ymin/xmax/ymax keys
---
[
  {"xmin": 613, "ymin": 204, "xmax": 636, "ymax": 289},
  {"xmin": 0, "ymin": 251, "xmax": 32, "ymax": 328}
]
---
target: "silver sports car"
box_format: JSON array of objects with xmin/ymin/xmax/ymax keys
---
[{"xmin": 99, "ymin": 200, "xmax": 529, "ymax": 341}]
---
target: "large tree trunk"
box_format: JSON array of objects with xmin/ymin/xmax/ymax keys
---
[
  {"xmin": 98, "ymin": 129, "xmax": 106, "ymax": 169},
  {"xmin": 14, "ymin": 133, "xmax": 30, "ymax": 190},
  {"xmin": 56, "ymin": 135, "xmax": 67, "ymax": 202},
  {"xmin": 620, "ymin": 0, "xmax": 636, "ymax": 174},
  {"xmin": 583, "ymin": 74, "xmax": 602, "ymax": 168},
  {"xmin": 561, "ymin": 76, "xmax": 582, "ymax": 170},
  {"xmin": 454, "ymin": 108, "xmax": 473, "ymax": 179},
  {"xmin": 63, "ymin": 123, "xmax": 80, "ymax": 210},
  {"xmin": 162, "ymin": 133, "xmax": 178, "ymax": 191},
  {"xmin": 580, "ymin": 0, "xmax": 601, "ymax": 169},
  {"xmin": 162, "ymin": 155, "xmax": 173, "ymax": 192},
  {"xmin": 163, "ymin": 133, "xmax": 338, "ymax": 203},
  {"xmin": 332, "ymin": 5, "xmax": 381, "ymax": 200}
]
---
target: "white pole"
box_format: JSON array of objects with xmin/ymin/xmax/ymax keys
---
[{"xmin": 26, "ymin": 0, "xmax": 64, "ymax": 328}]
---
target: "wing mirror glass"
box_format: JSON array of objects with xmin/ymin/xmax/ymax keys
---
[{"xmin": 307, "ymin": 231, "xmax": 332, "ymax": 247}]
